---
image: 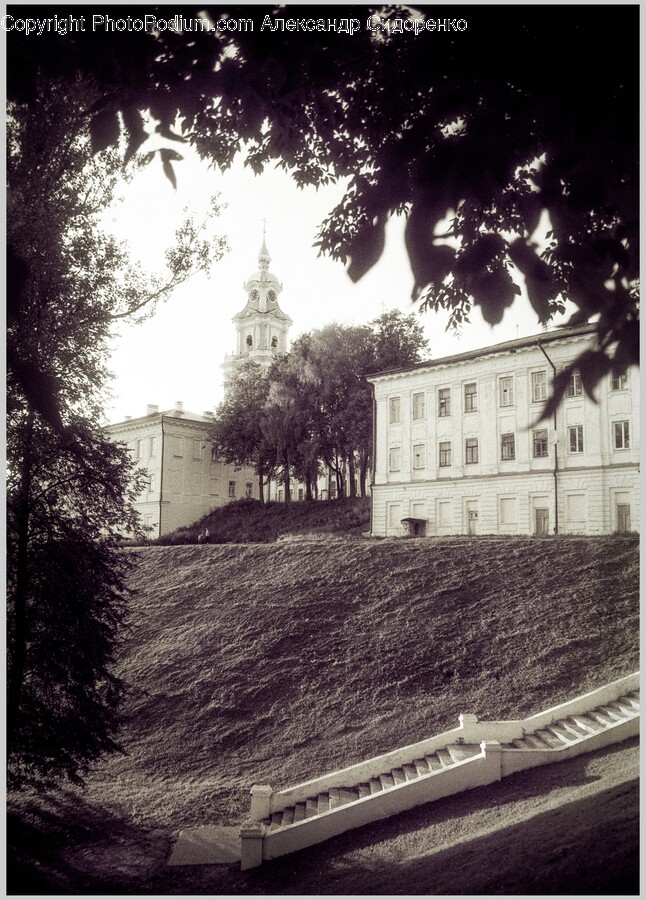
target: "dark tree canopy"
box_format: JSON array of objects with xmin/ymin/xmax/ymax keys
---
[{"xmin": 6, "ymin": 4, "xmax": 639, "ymax": 407}]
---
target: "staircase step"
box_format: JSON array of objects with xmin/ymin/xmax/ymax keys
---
[
  {"xmin": 534, "ymin": 729, "xmax": 565, "ymax": 749},
  {"xmin": 447, "ymin": 743, "xmax": 479, "ymax": 763},
  {"xmin": 317, "ymin": 792, "xmax": 331, "ymax": 814},
  {"xmin": 587, "ymin": 708, "xmax": 616, "ymax": 727},
  {"xmin": 391, "ymin": 768, "xmax": 407, "ymax": 786},
  {"xmin": 616, "ymin": 695, "xmax": 639, "ymax": 712},
  {"xmin": 413, "ymin": 757, "xmax": 431, "ymax": 776},
  {"xmin": 512, "ymin": 738, "xmax": 534, "ymax": 750},
  {"xmin": 358, "ymin": 783, "xmax": 371, "ymax": 800},
  {"xmin": 403, "ymin": 763, "xmax": 419, "ymax": 781},
  {"xmin": 597, "ymin": 704, "xmax": 625, "ymax": 722},
  {"xmin": 425, "ymin": 753, "xmax": 444, "ymax": 772},
  {"xmin": 556, "ymin": 718, "xmax": 588, "ymax": 739},
  {"xmin": 280, "ymin": 807, "xmax": 295, "ymax": 827},
  {"xmin": 270, "ymin": 811, "xmax": 284, "ymax": 829},
  {"xmin": 328, "ymin": 788, "xmax": 342, "ymax": 809},
  {"xmin": 524, "ymin": 733, "xmax": 551, "ymax": 750},
  {"xmin": 436, "ymin": 748, "xmax": 454, "ymax": 767},
  {"xmin": 293, "ymin": 802, "xmax": 307, "ymax": 822},
  {"xmin": 570, "ymin": 713, "xmax": 604, "ymax": 734},
  {"xmin": 628, "ymin": 690, "xmax": 640, "ymax": 703},
  {"xmin": 379, "ymin": 773, "xmax": 395, "ymax": 791},
  {"xmin": 546, "ymin": 724, "xmax": 575, "ymax": 745},
  {"xmin": 305, "ymin": 798, "xmax": 318, "ymax": 818},
  {"xmin": 369, "ymin": 778, "xmax": 382, "ymax": 795},
  {"xmin": 339, "ymin": 787, "xmax": 360, "ymax": 806}
]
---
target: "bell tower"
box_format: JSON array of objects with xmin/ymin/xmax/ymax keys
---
[{"xmin": 222, "ymin": 227, "xmax": 293, "ymax": 386}]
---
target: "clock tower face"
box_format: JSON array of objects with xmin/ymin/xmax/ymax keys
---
[
  {"xmin": 267, "ymin": 289, "xmax": 277, "ymax": 304},
  {"xmin": 250, "ymin": 289, "xmax": 260, "ymax": 303}
]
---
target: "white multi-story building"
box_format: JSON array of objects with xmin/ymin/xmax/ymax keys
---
[
  {"xmin": 367, "ymin": 325, "xmax": 639, "ymax": 537},
  {"xmin": 106, "ymin": 402, "xmax": 259, "ymax": 538}
]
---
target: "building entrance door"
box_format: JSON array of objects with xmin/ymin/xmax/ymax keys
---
[
  {"xmin": 617, "ymin": 504, "xmax": 631, "ymax": 533},
  {"xmin": 468, "ymin": 509, "xmax": 478, "ymax": 535},
  {"xmin": 535, "ymin": 508, "xmax": 549, "ymax": 535}
]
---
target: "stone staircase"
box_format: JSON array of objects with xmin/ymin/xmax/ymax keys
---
[
  {"xmin": 240, "ymin": 673, "xmax": 639, "ymax": 869},
  {"xmin": 263, "ymin": 741, "xmax": 483, "ymax": 831}
]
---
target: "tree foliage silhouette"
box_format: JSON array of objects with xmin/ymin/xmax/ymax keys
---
[{"xmin": 7, "ymin": 5, "xmax": 638, "ymax": 409}]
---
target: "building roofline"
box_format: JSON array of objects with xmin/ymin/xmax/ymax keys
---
[
  {"xmin": 106, "ymin": 409, "xmax": 215, "ymax": 429},
  {"xmin": 367, "ymin": 323, "xmax": 598, "ymax": 381}
]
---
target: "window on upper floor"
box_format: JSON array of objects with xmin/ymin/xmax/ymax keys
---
[
  {"xmin": 611, "ymin": 373, "xmax": 628, "ymax": 391},
  {"xmin": 438, "ymin": 387, "xmax": 451, "ymax": 417},
  {"xmin": 501, "ymin": 432, "xmax": 515, "ymax": 460},
  {"xmin": 533, "ymin": 429, "xmax": 549, "ymax": 458},
  {"xmin": 193, "ymin": 440, "xmax": 202, "ymax": 460},
  {"xmin": 149, "ymin": 436, "xmax": 157, "ymax": 457},
  {"xmin": 499, "ymin": 376, "xmax": 514, "ymax": 407},
  {"xmin": 148, "ymin": 473, "xmax": 156, "ymax": 493},
  {"xmin": 135, "ymin": 439, "xmax": 143, "ymax": 460},
  {"xmin": 211, "ymin": 445, "xmax": 219, "ymax": 462},
  {"xmin": 439, "ymin": 441, "xmax": 451, "ymax": 467},
  {"xmin": 531, "ymin": 371, "xmax": 547, "ymax": 402},
  {"xmin": 614, "ymin": 421, "xmax": 630, "ymax": 450},
  {"xmin": 413, "ymin": 444, "xmax": 426, "ymax": 469},
  {"xmin": 412, "ymin": 392, "xmax": 425, "ymax": 421},
  {"xmin": 465, "ymin": 437, "xmax": 478, "ymax": 464},
  {"xmin": 568, "ymin": 425, "xmax": 584, "ymax": 454},
  {"xmin": 389, "ymin": 447, "xmax": 402, "ymax": 471},
  {"xmin": 389, "ymin": 397, "xmax": 401, "ymax": 425},
  {"xmin": 566, "ymin": 370, "xmax": 582, "ymax": 397},
  {"xmin": 464, "ymin": 382, "xmax": 477, "ymax": 412},
  {"xmin": 246, "ymin": 334, "xmax": 253, "ymax": 348}
]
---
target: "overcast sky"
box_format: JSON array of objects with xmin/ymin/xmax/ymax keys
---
[{"xmin": 104, "ymin": 144, "xmax": 572, "ymax": 424}]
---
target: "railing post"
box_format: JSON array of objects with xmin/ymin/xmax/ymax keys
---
[
  {"xmin": 459, "ymin": 713, "xmax": 479, "ymax": 744},
  {"xmin": 240, "ymin": 822, "xmax": 265, "ymax": 870},
  {"xmin": 249, "ymin": 784, "xmax": 273, "ymax": 821},
  {"xmin": 481, "ymin": 740, "xmax": 503, "ymax": 780}
]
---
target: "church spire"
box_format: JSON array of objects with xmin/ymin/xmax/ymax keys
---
[{"xmin": 258, "ymin": 219, "xmax": 270, "ymax": 270}]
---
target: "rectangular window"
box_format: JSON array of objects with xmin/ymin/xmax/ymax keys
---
[
  {"xmin": 567, "ymin": 493, "xmax": 586, "ymax": 523},
  {"xmin": 173, "ymin": 437, "xmax": 184, "ymax": 457},
  {"xmin": 533, "ymin": 429, "xmax": 548, "ymax": 458},
  {"xmin": 211, "ymin": 445, "xmax": 218, "ymax": 462},
  {"xmin": 135, "ymin": 439, "xmax": 143, "ymax": 460},
  {"xmin": 611, "ymin": 373, "xmax": 627, "ymax": 391},
  {"xmin": 532, "ymin": 371, "xmax": 547, "ymax": 402},
  {"xmin": 298, "ymin": 487, "xmax": 304, "ymax": 501},
  {"xmin": 413, "ymin": 444, "xmax": 425, "ymax": 469},
  {"xmin": 464, "ymin": 382, "xmax": 477, "ymax": 412},
  {"xmin": 228, "ymin": 480, "xmax": 236, "ymax": 498},
  {"xmin": 569, "ymin": 425, "xmax": 584, "ymax": 453},
  {"xmin": 209, "ymin": 476, "xmax": 219, "ymax": 496},
  {"xmin": 389, "ymin": 397, "xmax": 401, "ymax": 424},
  {"xmin": 245, "ymin": 482, "xmax": 253, "ymax": 498},
  {"xmin": 149, "ymin": 436, "xmax": 157, "ymax": 457},
  {"xmin": 148, "ymin": 473, "xmax": 156, "ymax": 493},
  {"xmin": 500, "ymin": 497, "xmax": 518, "ymax": 525},
  {"xmin": 465, "ymin": 437, "xmax": 478, "ymax": 464},
  {"xmin": 389, "ymin": 447, "xmax": 402, "ymax": 471},
  {"xmin": 499, "ymin": 376, "xmax": 514, "ymax": 407},
  {"xmin": 193, "ymin": 440, "xmax": 202, "ymax": 460},
  {"xmin": 566, "ymin": 370, "xmax": 582, "ymax": 397},
  {"xmin": 439, "ymin": 441, "xmax": 451, "ymax": 467},
  {"xmin": 412, "ymin": 392, "xmax": 425, "ymax": 421},
  {"xmin": 438, "ymin": 387, "xmax": 451, "ymax": 417},
  {"xmin": 501, "ymin": 432, "xmax": 515, "ymax": 460},
  {"xmin": 614, "ymin": 421, "xmax": 630, "ymax": 449}
]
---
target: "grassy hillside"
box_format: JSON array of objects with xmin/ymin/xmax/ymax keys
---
[
  {"xmin": 8, "ymin": 533, "xmax": 639, "ymax": 894},
  {"xmin": 154, "ymin": 496, "xmax": 371, "ymax": 544}
]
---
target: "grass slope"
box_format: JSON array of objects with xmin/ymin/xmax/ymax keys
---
[
  {"xmin": 8, "ymin": 533, "xmax": 639, "ymax": 894},
  {"xmin": 154, "ymin": 496, "xmax": 371, "ymax": 544}
]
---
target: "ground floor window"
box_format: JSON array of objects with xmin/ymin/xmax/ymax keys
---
[{"xmin": 228, "ymin": 480, "xmax": 236, "ymax": 498}]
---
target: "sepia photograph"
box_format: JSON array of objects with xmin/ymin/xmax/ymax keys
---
[{"xmin": 5, "ymin": 2, "xmax": 639, "ymax": 895}]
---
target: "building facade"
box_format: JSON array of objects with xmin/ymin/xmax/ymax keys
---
[
  {"xmin": 368, "ymin": 325, "xmax": 639, "ymax": 537},
  {"xmin": 106, "ymin": 403, "xmax": 259, "ymax": 537}
]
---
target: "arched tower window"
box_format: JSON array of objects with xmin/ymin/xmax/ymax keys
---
[
  {"xmin": 271, "ymin": 335, "xmax": 278, "ymax": 349},
  {"xmin": 246, "ymin": 334, "xmax": 253, "ymax": 348}
]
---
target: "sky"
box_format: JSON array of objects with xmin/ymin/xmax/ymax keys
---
[{"xmin": 104, "ymin": 144, "xmax": 573, "ymax": 424}]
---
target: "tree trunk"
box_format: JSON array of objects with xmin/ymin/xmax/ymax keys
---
[
  {"xmin": 8, "ymin": 409, "xmax": 35, "ymax": 752},
  {"xmin": 258, "ymin": 470, "xmax": 264, "ymax": 504},
  {"xmin": 359, "ymin": 450, "xmax": 370, "ymax": 497},
  {"xmin": 305, "ymin": 471, "xmax": 313, "ymax": 502},
  {"xmin": 283, "ymin": 451, "xmax": 291, "ymax": 504},
  {"xmin": 349, "ymin": 453, "xmax": 357, "ymax": 498}
]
